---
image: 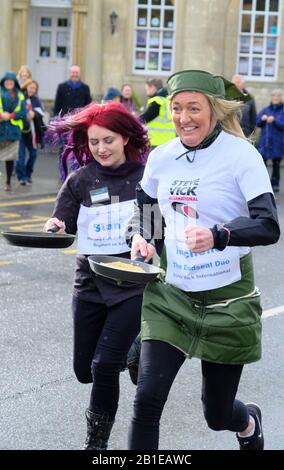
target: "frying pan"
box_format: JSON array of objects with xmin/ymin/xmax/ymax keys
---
[
  {"xmin": 88, "ymin": 253, "xmax": 161, "ymax": 284},
  {"xmin": 1, "ymin": 225, "xmax": 76, "ymax": 249}
]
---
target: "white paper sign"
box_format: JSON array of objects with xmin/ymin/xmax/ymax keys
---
[{"xmin": 77, "ymin": 200, "xmax": 135, "ymax": 255}]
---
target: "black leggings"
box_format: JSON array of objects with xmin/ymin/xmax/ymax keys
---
[
  {"xmin": 72, "ymin": 295, "xmax": 142, "ymax": 420},
  {"xmin": 5, "ymin": 161, "xmax": 14, "ymax": 184},
  {"xmin": 128, "ymin": 340, "xmax": 249, "ymax": 450}
]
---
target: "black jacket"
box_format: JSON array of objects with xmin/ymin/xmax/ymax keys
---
[
  {"xmin": 53, "ymin": 81, "xmax": 91, "ymax": 116},
  {"xmin": 52, "ymin": 160, "xmax": 145, "ymax": 306},
  {"xmin": 140, "ymin": 87, "xmax": 168, "ymax": 123},
  {"xmin": 240, "ymin": 91, "xmax": 257, "ymax": 137}
]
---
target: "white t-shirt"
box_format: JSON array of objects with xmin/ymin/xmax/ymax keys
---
[{"xmin": 140, "ymin": 131, "xmax": 273, "ymax": 291}]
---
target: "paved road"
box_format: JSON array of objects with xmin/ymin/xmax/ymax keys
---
[
  {"xmin": 0, "ymin": 148, "xmax": 60, "ymax": 201},
  {"xmin": 0, "ymin": 158, "xmax": 283, "ymax": 450}
]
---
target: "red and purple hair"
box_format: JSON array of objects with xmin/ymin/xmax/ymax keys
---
[{"xmin": 47, "ymin": 102, "xmax": 150, "ymax": 180}]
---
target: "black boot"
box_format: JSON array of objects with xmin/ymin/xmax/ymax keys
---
[{"xmin": 83, "ymin": 409, "xmax": 114, "ymax": 450}]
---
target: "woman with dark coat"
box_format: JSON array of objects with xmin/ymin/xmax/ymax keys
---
[
  {"xmin": 0, "ymin": 71, "xmax": 26, "ymax": 191},
  {"xmin": 44, "ymin": 102, "xmax": 149, "ymax": 450},
  {"xmin": 16, "ymin": 79, "xmax": 45, "ymax": 185},
  {"xmin": 256, "ymin": 89, "xmax": 284, "ymax": 192}
]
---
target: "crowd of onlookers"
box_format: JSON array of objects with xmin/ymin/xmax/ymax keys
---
[
  {"xmin": 0, "ymin": 65, "xmax": 284, "ymax": 193},
  {"xmin": 0, "ymin": 65, "xmax": 45, "ymax": 191}
]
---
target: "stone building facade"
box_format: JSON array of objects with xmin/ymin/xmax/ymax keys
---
[{"xmin": 0, "ymin": 0, "xmax": 283, "ymax": 110}]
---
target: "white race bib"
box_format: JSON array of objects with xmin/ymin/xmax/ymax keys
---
[
  {"xmin": 77, "ymin": 200, "xmax": 135, "ymax": 254},
  {"xmin": 165, "ymin": 234, "xmax": 241, "ymax": 292}
]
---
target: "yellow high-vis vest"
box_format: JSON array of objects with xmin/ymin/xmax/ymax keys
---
[
  {"xmin": 146, "ymin": 96, "xmax": 176, "ymax": 147},
  {"xmin": 0, "ymin": 92, "xmax": 25, "ymax": 131}
]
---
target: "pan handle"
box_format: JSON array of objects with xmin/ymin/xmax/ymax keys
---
[
  {"xmin": 46, "ymin": 224, "xmax": 60, "ymax": 234},
  {"xmin": 133, "ymin": 250, "xmax": 146, "ymax": 263}
]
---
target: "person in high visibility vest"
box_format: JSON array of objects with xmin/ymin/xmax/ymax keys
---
[
  {"xmin": 0, "ymin": 71, "xmax": 26, "ymax": 191},
  {"xmin": 140, "ymin": 78, "xmax": 176, "ymax": 149}
]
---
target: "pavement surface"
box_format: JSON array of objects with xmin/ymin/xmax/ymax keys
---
[{"xmin": 0, "ymin": 147, "xmax": 60, "ymax": 201}]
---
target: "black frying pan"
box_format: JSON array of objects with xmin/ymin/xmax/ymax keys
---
[
  {"xmin": 1, "ymin": 225, "xmax": 76, "ymax": 249},
  {"xmin": 88, "ymin": 253, "xmax": 161, "ymax": 284}
]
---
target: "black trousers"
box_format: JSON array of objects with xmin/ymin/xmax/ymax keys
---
[
  {"xmin": 5, "ymin": 160, "xmax": 14, "ymax": 184},
  {"xmin": 72, "ymin": 295, "xmax": 142, "ymax": 420},
  {"xmin": 264, "ymin": 158, "xmax": 281, "ymax": 188},
  {"xmin": 271, "ymin": 159, "xmax": 281, "ymax": 188},
  {"xmin": 128, "ymin": 340, "xmax": 250, "ymax": 449}
]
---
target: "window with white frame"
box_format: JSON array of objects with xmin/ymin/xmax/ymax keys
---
[
  {"xmin": 237, "ymin": 0, "xmax": 282, "ymax": 80},
  {"xmin": 133, "ymin": 0, "xmax": 176, "ymax": 74}
]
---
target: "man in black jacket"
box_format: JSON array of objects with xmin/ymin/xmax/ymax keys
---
[
  {"xmin": 232, "ymin": 74, "xmax": 257, "ymax": 138},
  {"xmin": 54, "ymin": 65, "xmax": 91, "ymax": 116}
]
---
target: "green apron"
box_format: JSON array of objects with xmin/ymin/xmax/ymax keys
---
[{"xmin": 141, "ymin": 252, "xmax": 262, "ymax": 364}]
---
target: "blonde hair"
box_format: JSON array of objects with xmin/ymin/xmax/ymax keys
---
[
  {"xmin": 206, "ymin": 95, "xmax": 247, "ymax": 140},
  {"xmin": 17, "ymin": 65, "xmax": 32, "ymax": 81}
]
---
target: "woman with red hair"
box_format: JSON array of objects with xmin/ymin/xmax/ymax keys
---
[{"xmin": 44, "ymin": 102, "xmax": 149, "ymax": 450}]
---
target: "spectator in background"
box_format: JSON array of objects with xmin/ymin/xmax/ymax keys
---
[
  {"xmin": 120, "ymin": 84, "xmax": 140, "ymax": 115},
  {"xmin": 16, "ymin": 79, "xmax": 45, "ymax": 185},
  {"xmin": 0, "ymin": 71, "xmax": 26, "ymax": 191},
  {"xmin": 256, "ymin": 89, "xmax": 284, "ymax": 193},
  {"xmin": 232, "ymin": 74, "xmax": 257, "ymax": 138},
  {"xmin": 53, "ymin": 65, "xmax": 92, "ymax": 180},
  {"xmin": 17, "ymin": 65, "xmax": 32, "ymax": 87},
  {"xmin": 140, "ymin": 78, "xmax": 175, "ymax": 149},
  {"xmin": 102, "ymin": 87, "xmax": 122, "ymax": 103},
  {"xmin": 53, "ymin": 65, "xmax": 91, "ymax": 116}
]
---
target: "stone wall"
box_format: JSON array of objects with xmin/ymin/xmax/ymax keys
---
[{"xmin": 1, "ymin": 0, "xmax": 283, "ymax": 110}]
